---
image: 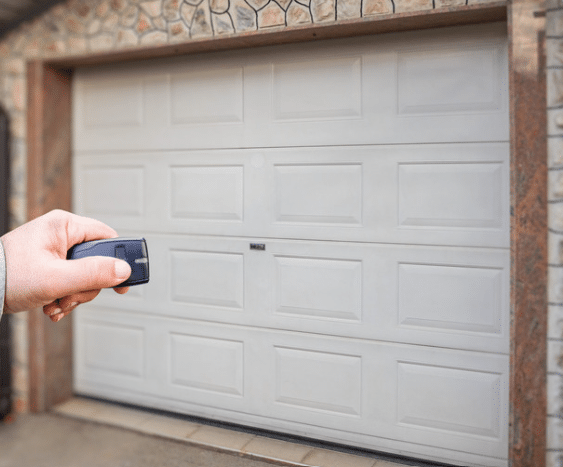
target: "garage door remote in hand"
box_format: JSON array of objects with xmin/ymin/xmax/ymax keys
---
[{"xmin": 67, "ymin": 238, "xmax": 149, "ymax": 287}]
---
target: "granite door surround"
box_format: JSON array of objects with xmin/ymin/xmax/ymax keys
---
[{"xmin": 22, "ymin": 1, "xmax": 547, "ymax": 466}]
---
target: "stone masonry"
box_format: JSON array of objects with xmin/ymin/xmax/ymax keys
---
[{"xmin": 0, "ymin": 0, "xmax": 509, "ymax": 430}]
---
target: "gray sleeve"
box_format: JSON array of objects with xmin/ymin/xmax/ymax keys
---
[{"xmin": 0, "ymin": 239, "xmax": 5, "ymax": 319}]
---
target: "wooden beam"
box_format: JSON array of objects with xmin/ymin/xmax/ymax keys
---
[{"xmin": 26, "ymin": 61, "xmax": 73, "ymax": 412}]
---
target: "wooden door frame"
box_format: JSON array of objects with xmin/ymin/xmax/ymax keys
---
[
  {"xmin": 25, "ymin": 3, "xmax": 547, "ymax": 465},
  {"xmin": 0, "ymin": 105, "xmax": 8, "ymax": 237},
  {"xmin": 0, "ymin": 104, "xmax": 11, "ymax": 419}
]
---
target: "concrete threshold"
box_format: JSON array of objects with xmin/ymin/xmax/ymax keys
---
[{"xmin": 53, "ymin": 397, "xmax": 412, "ymax": 467}]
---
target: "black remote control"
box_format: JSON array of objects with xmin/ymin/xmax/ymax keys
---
[{"xmin": 67, "ymin": 237, "xmax": 149, "ymax": 287}]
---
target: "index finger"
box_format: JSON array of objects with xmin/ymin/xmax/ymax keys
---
[{"xmin": 63, "ymin": 212, "xmax": 119, "ymax": 248}]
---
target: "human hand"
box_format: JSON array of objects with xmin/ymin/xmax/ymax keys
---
[{"xmin": 1, "ymin": 209, "xmax": 131, "ymax": 322}]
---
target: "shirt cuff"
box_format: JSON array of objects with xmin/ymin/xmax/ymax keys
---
[{"xmin": 0, "ymin": 239, "xmax": 5, "ymax": 319}]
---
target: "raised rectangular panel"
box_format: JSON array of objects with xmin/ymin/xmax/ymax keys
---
[
  {"xmin": 273, "ymin": 57, "xmax": 362, "ymax": 121},
  {"xmin": 82, "ymin": 80, "xmax": 143, "ymax": 127},
  {"xmin": 170, "ymin": 67, "xmax": 243, "ymax": 124},
  {"xmin": 397, "ymin": 46, "xmax": 503, "ymax": 115},
  {"xmin": 275, "ymin": 256, "xmax": 362, "ymax": 321},
  {"xmin": 170, "ymin": 250, "xmax": 244, "ymax": 309},
  {"xmin": 170, "ymin": 165, "xmax": 243, "ymax": 221},
  {"xmin": 84, "ymin": 322, "xmax": 144, "ymax": 377},
  {"xmin": 275, "ymin": 164, "xmax": 362, "ymax": 224},
  {"xmin": 398, "ymin": 163, "xmax": 503, "ymax": 228},
  {"xmin": 398, "ymin": 263, "xmax": 503, "ymax": 334},
  {"xmin": 275, "ymin": 347, "xmax": 361, "ymax": 416},
  {"xmin": 81, "ymin": 166, "xmax": 144, "ymax": 216},
  {"xmin": 397, "ymin": 362, "xmax": 502, "ymax": 438},
  {"xmin": 170, "ymin": 333, "xmax": 244, "ymax": 396}
]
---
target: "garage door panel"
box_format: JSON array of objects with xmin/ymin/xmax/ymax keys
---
[
  {"xmin": 397, "ymin": 361, "xmax": 502, "ymax": 438},
  {"xmin": 73, "ymin": 56, "xmax": 249, "ymax": 152},
  {"xmin": 170, "ymin": 67, "xmax": 244, "ymax": 125},
  {"xmin": 260, "ymin": 333, "xmax": 508, "ymax": 459},
  {"xmin": 254, "ymin": 26, "xmax": 507, "ymax": 147},
  {"xmin": 170, "ymin": 249, "xmax": 245, "ymax": 310},
  {"xmin": 74, "ymin": 313, "xmax": 508, "ymax": 462},
  {"xmin": 169, "ymin": 333, "xmax": 244, "ymax": 397},
  {"xmin": 275, "ymin": 255, "xmax": 363, "ymax": 322},
  {"xmin": 398, "ymin": 263, "xmax": 503, "ymax": 334},
  {"xmin": 165, "ymin": 237, "xmax": 251, "ymax": 316},
  {"xmin": 74, "ymin": 314, "xmax": 151, "ymax": 395},
  {"xmin": 75, "ymin": 311, "xmax": 255, "ymax": 412},
  {"xmin": 264, "ymin": 144, "xmax": 508, "ymax": 247},
  {"xmin": 74, "ymin": 152, "xmax": 253, "ymax": 236},
  {"xmin": 390, "ymin": 347, "xmax": 508, "ymax": 459},
  {"xmin": 294, "ymin": 241, "xmax": 507, "ymax": 353},
  {"xmin": 74, "ymin": 158, "xmax": 162, "ymax": 232},
  {"xmin": 81, "ymin": 78, "xmax": 144, "ymax": 129},
  {"xmin": 170, "ymin": 165, "xmax": 244, "ymax": 222},
  {"xmin": 73, "ymin": 24, "xmax": 507, "ymax": 153},
  {"xmin": 274, "ymin": 346, "xmax": 362, "ymax": 417},
  {"xmin": 271, "ymin": 56, "xmax": 363, "ymax": 122},
  {"xmin": 91, "ymin": 234, "xmax": 507, "ymax": 353},
  {"xmin": 79, "ymin": 165, "xmax": 146, "ymax": 217},
  {"xmin": 162, "ymin": 320, "xmax": 272, "ymax": 413},
  {"xmin": 398, "ymin": 162, "xmax": 504, "ymax": 229},
  {"xmin": 267, "ymin": 241, "xmax": 509, "ymax": 353},
  {"xmin": 82, "ymin": 321, "xmax": 145, "ymax": 378},
  {"xmin": 74, "ymin": 143, "xmax": 508, "ymax": 247},
  {"xmin": 274, "ymin": 163, "xmax": 363, "ymax": 225},
  {"xmin": 387, "ymin": 245, "xmax": 509, "ymax": 350},
  {"xmin": 396, "ymin": 45, "xmax": 504, "ymax": 116}
]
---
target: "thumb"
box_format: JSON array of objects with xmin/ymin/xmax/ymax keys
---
[{"xmin": 55, "ymin": 256, "xmax": 131, "ymax": 296}]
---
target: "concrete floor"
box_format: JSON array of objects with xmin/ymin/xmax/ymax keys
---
[
  {"xmin": 0, "ymin": 399, "xmax": 446, "ymax": 467},
  {"xmin": 0, "ymin": 413, "xmax": 281, "ymax": 467},
  {"xmin": 51, "ymin": 397, "xmax": 418, "ymax": 467}
]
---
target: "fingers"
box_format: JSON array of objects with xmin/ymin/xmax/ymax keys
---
[
  {"xmin": 44, "ymin": 285, "xmax": 131, "ymax": 322},
  {"xmin": 44, "ymin": 284, "xmax": 132, "ymax": 322},
  {"xmin": 113, "ymin": 286, "xmax": 130, "ymax": 295},
  {"xmin": 49, "ymin": 256, "xmax": 131, "ymax": 298},
  {"xmin": 71, "ymin": 216, "xmax": 118, "ymax": 244},
  {"xmin": 42, "ymin": 256, "xmax": 132, "ymax": 322},
  {"xmin": 43, "ymin": 301, "xmax": 63, "ymax": 319},
  {"xmin": 43, "ymin": 289, "xmax": 103, "ymax": 322},
  {"xmin": 35, "ymin": 210, "xmax": 117, "ymax": 254},
  {"xmin": 59, "ymin": 210, "xmax": 119, "ymax": 249},
  {"xmin": 45, "ymin": 307, "xmax": 74, "ymax": 323}
]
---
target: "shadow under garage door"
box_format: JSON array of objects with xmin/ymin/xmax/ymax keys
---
[{"xmin": 71, "ymin": 23, "xmax": 510, "ymax": 467}]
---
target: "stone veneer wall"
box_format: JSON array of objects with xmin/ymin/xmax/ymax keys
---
[
  {"xmin": 0, "ymin": 0, "xmax": 508, "ymax": 419},
  {"xmin": 548, "ymin": 3, "xmax": 563, "ymax": 466}
]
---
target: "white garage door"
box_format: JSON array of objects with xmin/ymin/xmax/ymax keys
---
[{"xmin": 72, "ymin": 23, "xmax": 509, "ymax": 467}]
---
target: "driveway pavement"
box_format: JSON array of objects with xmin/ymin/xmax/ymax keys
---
[
  {"xmin": 0, "ymin": 400, "xmax": 442, "ymax": 467},
  {"xmin": 0, "ymin": 413, "xmax": 280, "ymax": 467}
]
